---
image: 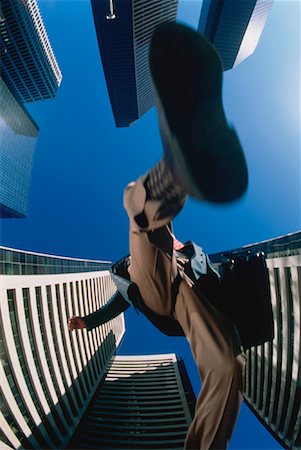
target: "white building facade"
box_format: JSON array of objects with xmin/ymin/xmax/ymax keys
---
[
  {"xmin": 68, "ymin": 354, "xmax": 195, "ymax": 449},
  {"xmin": 0, "ymin": 247, "xmax": 125, "ymax": 449}
]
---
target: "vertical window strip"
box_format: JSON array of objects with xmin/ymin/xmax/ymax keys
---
[
  {"xmin": 84, "ymin": 279, "xmax": 96, "ymax": 354},
  {"xmin": 92, "ymin": 278, "xmax": 104, "ymax": 371},
  {"xmin": 263, "ymin": 340, "xmax": 273, "ymax": 420},
  {"xmin": 63, "ymin": 284, "xmax": 81, "ymax": 374},
  {"xmin": 95, "ymin": 277, "xmax": 105, "ymax": 370},
  {"xmin": 76, "ymin": 281, "xmax": 94, "ymax": 388},
  {"xmin": 278, "ymin": 268, "xmax": 294, "ymax": 434},
  {"xmin": 0, "ymin": 425, "xmax": 19, "ymax": 449},
  {"xmin": 56, "ymin": 284, "xmax": 82, "ymax": 411},
  {"xmin": 0, "ymin": 322, "xmax": 49, "ymax": 449},
  {"xmin": 44, "ymin": 285, "xmax": 67, "ymax": 395},
  {"xmin": 275, "ymin": 267, "xmax": 290, "ymax": 432},
  {"xmin": 45, "ymin": 286, "xmax": 73, "ymax": 427},
  {"xmin": 265, "ymin": 265, "xmax": 279, "ymax": 422},
  {"xmin": 286, "ymin": 266, "xmax": 301, "ymax": 443},
  {"xmin": 63, "ymin": 283, "xmax": 87, "ymax": 402},
  {"xmin": 54, "ymin": 284, "xmax": 79, "ymax": 418},
  {"xmin": 104, "ymin": 276, "xmax": 114, "ymax": 356},
  {"xmin": 81, "ymin": 280, "xmax": 97, "ymax": 381},
  {"xmin": 23, "ymin": 288, "xmax": 55, "ymax": 405},
  {"xmin": 86, "ymin": 279, "xmax": 101, "ymax": 374},
  {"xmin": 35, "ymin": 287, "xmax": 60, "ymax": 399},
  {"xmin": 60, "ymin": 284, "xmax": 80, "ymax": 381},
  {"xmin": 257, "ymin": 344, "xmax": 265, "ymax": 411},
  {"xmin": 95, "ymin": 277, "xmax": 106, "ymax": 372},
  {"xmin": 105, "ymin": 276, "xmax": 113, "ymax": 360},
  {"xmin": 271, "ymin": 268, "xmax": 283, "ymax": 425},
  {"xmin": 99, "ymin": 278, "xmax": 108, "ymax": 366},
  {"xmin": 0, "ymin": 390, "xmax": 29, "ymax": 449},
  {"xmin": 86, "ymin": 273, "xmax": 102, "ymax": 381},
  {"xmin": 35, "ymin": 285, "xmax": 69, "ymax": 436},
  {"xmin": 8, "ymin": 289, "xmax": 59, "ymax": 445},
  {"xmin": 70, "ymin": 281, "xmax": 91, "ymax": 396}
]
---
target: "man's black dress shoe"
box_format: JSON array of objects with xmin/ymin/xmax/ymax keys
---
[{"xmin": 149, "ymin": 22, "xmax": 248, "ymax": 203}]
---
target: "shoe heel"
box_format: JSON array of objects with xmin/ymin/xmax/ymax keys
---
[{"xmin": 197, "ymin": 128, "xmax": 249, "ymax": 203}]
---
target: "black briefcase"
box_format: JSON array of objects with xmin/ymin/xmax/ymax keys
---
[{"xmin": 218, "ymin": 252, "xmax": 275, "ymax": 350}]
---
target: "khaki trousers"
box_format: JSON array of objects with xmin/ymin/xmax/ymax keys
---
[{"xmin": 124, "ymin": 177, "xmax": 246, "ymax": 450}]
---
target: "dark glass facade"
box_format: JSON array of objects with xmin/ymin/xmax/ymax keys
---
[
  {"xmin": 0, "ymin": 246, "xmax": 111, "ymax": 275},
  {"xmin": 0, "ymin": 79, "xmax": 38, "ymax": 218},
  {"xmin": 198, "ymin": 0, "xmax": 273, "ymax": 70},
  {"xmin": 1, "ymin": 0, "xmax": 62, "ymax": 103},
  {"xmin": 91, "ymin": 0, "xmax": 178, "ymax": 127}
]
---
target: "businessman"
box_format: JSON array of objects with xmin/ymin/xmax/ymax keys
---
[{"xmin": 69, "ymin": 22, "xmax": 248, "ymax": 449}]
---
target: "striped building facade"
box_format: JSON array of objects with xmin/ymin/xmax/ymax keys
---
[
  {"xmin": 198, "ymin": 0, "xmax": 273, "ymax": 70},
  {"xmin": 68, "ymin": 354, "xmax": 195, "ymax": 449},
  {"xmin": 0, "ymin": 247, "xmax": 125, "ymax": 449},
  {"xmin": 211, "ymin": 231, "xmax": 301, "ymax": 449},
  {"xmin": 91, "ymin": 0, "xmax": 178, "ymax": 127}
]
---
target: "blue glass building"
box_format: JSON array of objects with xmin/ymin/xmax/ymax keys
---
[
  {"xmin": 0, "ymin": 0, "xmax": 61, "ymax": 218},
  {"xmin": 0, "ymin": 79, "xmax": 38, "ymax": 218},
  {"xmin": 198, "ymin": 0, "xmax": 273, "ymax": 70},
  {"xmin": 0, "ymin": 0, "xmax": 62, "ymax": 103},
  {"xmin": 91, "ymin": 0, "xmax": 178, "ymax": 127}
]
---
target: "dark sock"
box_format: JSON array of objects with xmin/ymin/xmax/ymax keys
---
[{"xmin": 144, "ymin": 159, "xmax": 185, "ymax": 201}]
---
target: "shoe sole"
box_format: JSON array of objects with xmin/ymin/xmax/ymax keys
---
[{"xmin": 149, "ymin": 22, "xmax": 248, "ymax": 203}]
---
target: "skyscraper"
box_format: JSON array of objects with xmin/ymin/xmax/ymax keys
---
[
  {"xmin": 198, "ymin": 0, "xmax": 273, "ymax": 70},
  {"xmin": 68, "ymin": 354, "xmax": 196, "ymax": 449},
  {"xmin": 1, "ymin": 0, "xmax": 62, "ymax": 102},
  {"xmin": 0, "ymin": 247, "xmax": 124, "ymax": 449},
  {"xmin": 91, "ymin": 0, "xmax": 178, "ymax": 127},
  {"xmin": 0, "ymin": 0, "xmax": 62, "ymax": 218},
  {"xmin": 0, "ymin": 79, "xmax": 38, "ymax": 218},
  {"xmin": 210, "ymin": 231, "xmax": 301, "ymax": 448}
]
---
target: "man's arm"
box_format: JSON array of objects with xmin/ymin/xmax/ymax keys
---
[{"xmin": 68, "ymin": 292, "xmax": 130, "ymax": 332}]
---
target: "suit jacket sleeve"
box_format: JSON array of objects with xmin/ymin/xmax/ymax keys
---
[{"xmin": 83, "ymin": 292, "xmax": 130, "ymax": 331}]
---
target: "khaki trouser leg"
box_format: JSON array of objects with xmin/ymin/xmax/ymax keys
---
[
  {"xmin": 124, "ymin": 177, "xmax": 246, "ymax": 449},
  {"xmin": 123, "ymin": 177, "xmax": 185, "ymax": 315},
  {"xmin": 175, "ymin": 283, "xmax": 246, "ymax": 450}
]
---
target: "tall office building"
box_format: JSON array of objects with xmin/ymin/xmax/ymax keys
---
[
  {"xmin": 211, "ymin": 231, "xmax": 301, "ymax": 449},
  {"xmin": 0, "ymin": 0, "xmax": 62, "ymax": 218},
  {"xmin": 0, "ymin": 79, "xmax": 38, "ymax": 218},
  {"xmin": 1, "ymin": 0, "xmax": 62, "ymax": 102},
  {"xmin": 91, "ymin": 0, "xmax": 178, "ymax": 127},
  {"xmin": 0, "ymin": 247, "xmax": 125, "ymax": 449},
  {"xmin": 198, "ymin": 0, "xmax": 273, "ymax": 70},
  {"xmin": 68, "ymin": 354, "xmax": 195, "ymax": 449}
]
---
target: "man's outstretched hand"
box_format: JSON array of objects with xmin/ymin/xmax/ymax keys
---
[{"xmin": 68, "ymin": 316, "xmax": 87, "ymax": 331}]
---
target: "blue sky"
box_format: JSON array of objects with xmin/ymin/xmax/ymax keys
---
[{"xmin": 1, "ymin": 0, "xmax": 300, "ymax": 448}]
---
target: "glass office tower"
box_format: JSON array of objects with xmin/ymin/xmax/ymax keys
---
[
  {"xmin": 91, "ymin": 0, "xmax": 178, "ymax": 127},
  {"xmin": 0, "ymin": 79, "xmax": 38, "ymax": 218},
  {"xmin": 0, "ymin": 247, "xmax": 125, "ymax": 449},
  {"xmin": 1, "ymin": 0, "xmax": 62, "ymax": 102},
  {"xmin": 198, "ymin": 0, "xmax": 273, "ymax": 70},
  {"xmin": 0, "ymin": 0, "xmax": 62, "ymax": 218}
]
